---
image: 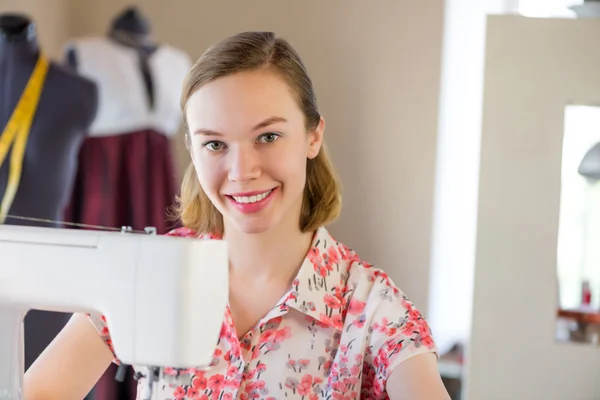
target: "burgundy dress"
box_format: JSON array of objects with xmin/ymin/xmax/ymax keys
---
[
  {"xmin": 62, "ymin": 36, "xmax": 192, "ymax": 400},
  {"xmin": 65, "ymin": 128, "xmax": 180, "ymax": 235}
]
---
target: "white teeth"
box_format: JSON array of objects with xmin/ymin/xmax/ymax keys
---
[{"xmin": 232, "ymin": 190, "xmax": 271, "ymax": 204}]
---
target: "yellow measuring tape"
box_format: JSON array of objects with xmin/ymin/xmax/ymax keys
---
[{"xmin": 0, "ymin": 55, "xmax": 49, "ymax": 224}]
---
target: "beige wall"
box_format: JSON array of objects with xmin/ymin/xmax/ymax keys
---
[
  {"xmin": 465, "ymin": 15, "xmax": 600, "ymax": 400},
  {"xmin": 67, "ymin": 0, "xmax": 445, "ymax": 312},
  {"xmin": 0, "ymin": 0, "xmax": 71, "ymax": 60}
]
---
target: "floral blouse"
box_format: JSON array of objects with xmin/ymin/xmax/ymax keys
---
[{"xmin": 88, "ymin": 226, "xmax": 437, "ymax": 400}]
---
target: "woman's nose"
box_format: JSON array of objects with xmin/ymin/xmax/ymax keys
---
[{"xmin": 228, "ymin": 146, "xmax": 261, "ymax": 183}]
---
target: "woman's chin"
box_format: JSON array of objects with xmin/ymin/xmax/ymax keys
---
[{"xmin": 225, "ymin": 213, "xmax": 278, "ymax": 235}]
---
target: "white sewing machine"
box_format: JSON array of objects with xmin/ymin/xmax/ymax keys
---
[{"xmin": 0, "ymin": 224, "xmax": 229, "ymax": 400}]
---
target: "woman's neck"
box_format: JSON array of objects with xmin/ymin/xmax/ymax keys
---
[{"xmin": 224, "ymin": 216, "xmax": 315, "ymax": 285}]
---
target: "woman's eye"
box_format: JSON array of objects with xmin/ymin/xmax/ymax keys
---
[
  {"xmin": 204, "ymin": 141, "xmax": 225, "ymax": 151},
  {"xmin": 258, "ymin": 133, "xmax": 280, "ymax": 144}
]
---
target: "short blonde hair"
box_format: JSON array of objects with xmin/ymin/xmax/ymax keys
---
[{"xmin": 175, "ymin": 32, "xmax": 341, "ymax": 235}]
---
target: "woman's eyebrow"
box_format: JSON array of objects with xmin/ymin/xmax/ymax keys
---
[
  {"xmin": 252, "ymin": 116, "xmax": 287, "ymax": 131},
  {"xmin": 193, "ymin": 116, "xmax": 288, "ymax": 136}
]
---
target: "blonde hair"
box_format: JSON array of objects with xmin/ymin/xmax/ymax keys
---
[{"xmin": 175, "ymin": 32, "xmax": 341, "ymax": 235}]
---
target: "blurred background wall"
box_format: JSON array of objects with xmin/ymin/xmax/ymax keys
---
[{"xmin": 466, "ymin": 15, "xmax": 600, "ymax": 400}]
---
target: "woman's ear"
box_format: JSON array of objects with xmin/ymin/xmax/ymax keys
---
[
  {"xmin": 307, "ymin": 117, "xmax": 325, "ymax": 160},
  {"xmin": 184, "ymin": 131, "xmax": 192, "ymax": 152},
  {"xmin": 185, "ymin": 132, "xmax": 196, "ymax": 164}
]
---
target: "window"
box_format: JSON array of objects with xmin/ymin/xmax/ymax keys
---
[
  {"xmin": 517, "ymin": 0, "xmax": 584, "ymax": 17},
  {"xmin": 557, "ymin": 105, "xmax": 600, "ymax": 310}
]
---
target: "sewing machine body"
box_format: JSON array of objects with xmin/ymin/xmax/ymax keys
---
[{"xmin": 0, "ymin": 224, "xmax": 228, "ymax": 400}]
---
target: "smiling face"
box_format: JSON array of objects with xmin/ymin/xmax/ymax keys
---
[{"xmin": 186, "ymin": 69, "xmax": 324, "ymax": 235}]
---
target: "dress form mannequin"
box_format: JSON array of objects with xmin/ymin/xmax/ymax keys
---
[
  {"xmin": 62, "ymin": 7, "xmax": 191, "ymax": 400},
  {"xmin": 66, "ymin": 6, "xmax": 158, "ymax": 110},
  {"xmin": 63, "ymin": 4, "xmax": 190, "ymax": 236},
  {"xmin": 0, "ymin": 14, "xmax": 98, "ymax": 370}
]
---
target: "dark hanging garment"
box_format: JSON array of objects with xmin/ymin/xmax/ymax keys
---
[{"xmin": 64, "ymin": 128, "xmax": 180, "ymax": 234}]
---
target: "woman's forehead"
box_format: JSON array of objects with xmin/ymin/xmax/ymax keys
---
[{"xmin": 186, "ymin": 71, "xmax": 304, "ymax": 134}]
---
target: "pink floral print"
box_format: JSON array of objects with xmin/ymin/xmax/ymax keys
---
[{"xmin": 88, "ymin": 226, "xmax": 437, "ymax": 399}]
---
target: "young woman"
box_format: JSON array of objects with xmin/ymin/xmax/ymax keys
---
[{"xmin": 24, "ymin": 32, "xmax": 450, "ymax": 400}]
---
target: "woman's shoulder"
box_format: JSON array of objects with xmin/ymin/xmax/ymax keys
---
[
  {"xmin": 320, "ymin": 227, "xmax": 426, "ymax": 317},
  {"xmin": 165, "ymin": 227, "xmax": 219, "ymax": 240},
  {"xmin": 343, "ymin": 247, "xmax": 420, "ymax": 317},
  {"xmin": 323, "ymin": 231, "xmax": 437, "ymax": 374},
  {"xmin": 326, "ymin": 232, "xmax": 403, "ymax": 299}
]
